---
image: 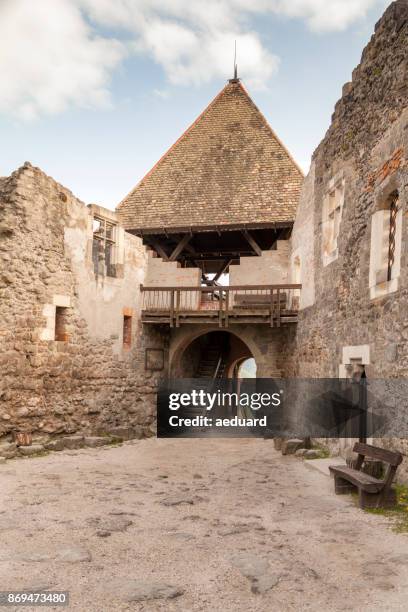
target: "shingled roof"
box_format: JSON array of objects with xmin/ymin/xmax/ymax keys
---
[{"xmin": 117, "ymin": 80, "xmax": 303, "ymax": 233}]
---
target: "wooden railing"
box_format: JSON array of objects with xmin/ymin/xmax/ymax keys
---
[{"xmin": 140, "ymin": 284, "xmax": 301, "ymax": 327}]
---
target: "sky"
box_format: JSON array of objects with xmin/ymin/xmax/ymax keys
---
[{"xmin": 0, "ymin": 0, "xmax": 392, "ymax": 209}]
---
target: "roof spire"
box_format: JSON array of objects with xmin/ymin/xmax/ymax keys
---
[{"xmin": 229, "ymin": 40, "xmax": 239, "ymax": 83}]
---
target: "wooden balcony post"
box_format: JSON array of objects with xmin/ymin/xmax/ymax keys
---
[
  {"xmin": 270, "ymin": 287, "xmax": 274, "ymax": 327},
  {"xmin": 277, "ymin": 288, "xmax": 281, "ymax": 327},
  {"xmin": 176, "ymin": 289, "xmax": 180, "ymax": 327},
  {"xmin": 170, "ymin": 289, "xmax": 175, "ymax": 327},
  {"xmin": 218, "ymin": 288, "xmax": 223, "ymax": 327},
  {"xmin": 225, "ymin": 288, "xmax": 229, "ymax": 328}
]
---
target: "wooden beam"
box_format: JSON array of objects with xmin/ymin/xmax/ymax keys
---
[
  {"xmin": 182, "ymin": 241, "xmax": 198, "ymax": 256},
  {"xmin": 201, "ymin": 273, "xmax": 220, "ymax": 288},
  {"xmin": 150, "ymin": 240, "xmax": 169, "ymax": 261},
  {"xmin": 169, "ymin": 234, "xmax": 192, "ymax": 261},
  {"xmin": 241, "ymin": 230, "xmax": 262, "ymax": 256},
  {"xmin": 213, "ymin": 258, "xmax": 232, "ymax": 282}
]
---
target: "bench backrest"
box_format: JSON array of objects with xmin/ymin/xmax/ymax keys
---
[{"xmin": 353, "ymin": 442, "xmax": 403, "ymax": 467}]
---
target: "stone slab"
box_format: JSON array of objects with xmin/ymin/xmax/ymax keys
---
[{"xmin": 303, "ymin": 456, "xmax": 346, "ymax": 477}]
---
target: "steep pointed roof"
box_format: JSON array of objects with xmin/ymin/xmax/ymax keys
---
[{"xmin": 117, "ymin": 80, "xmax": 303, "ymax": 233}]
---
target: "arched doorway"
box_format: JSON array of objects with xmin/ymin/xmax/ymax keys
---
[
  {"xmin": 235, "ymin": 357, "xmax": 257, "ymax": 378},
  {"xmin": 171, "ymin": 330, "xmax": 256, "ymax": 379}
]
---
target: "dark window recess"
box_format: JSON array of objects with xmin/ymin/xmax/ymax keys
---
[
  {"xmin": 387, "ymin": 191, "xmax": 399, "ymax": 282},
  {"xmin": 123, "ymin": 315, "xmax": 132, "ymax": 348},
  {"xmin": 55, "ymin": 307, "xmax": 69, "ymax": 341},
  {"xmin": 92, "ymin": 216, "xmax": 117, "ymax": 278}
]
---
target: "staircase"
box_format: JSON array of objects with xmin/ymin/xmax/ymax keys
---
[{"xmin": 196, "ymin": 341, "xmax": 228, "ymax": 379}]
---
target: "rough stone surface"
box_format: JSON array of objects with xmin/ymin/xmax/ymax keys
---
[
  {"xmin": 18, "ymin": 444, "xmax": 44, "ymax": 456},
  {"xmin": 60, "ymin": 436, "xmax": 84, "ymax": 450},
  {"xmin": 160, "ymin": 496, "xmax": 196, "ymax": 507},
  {"xmin": 44, "ymin": 439, "xmax": 66, "ymax": 452},
  {"xmin": 0, "ymin": 164, "xmax": 167, "ymax": 442},
  {"xmin": 57, "ymin": 546, "xmax": 92, "ymax": 563},
  {"xmin": 0, "ymin": 439, "xmax": 408, "ymax": 610},
  {"xmin": 113, "ymin": 580, "xmax": 184, "ymax": 602},
  {"xmin": 281, "ymin": 439, "xmax": 305, "ymax": 455},
  {"xmin": 0, "ymin": 443, "xmax": 17, "ymax": 459},
  {"xmin": 304, "ymin": 450, "xmax": 321, "ymax": 459},
  {"xmin": 230, "ymin": 553, "xmax": 269, "ymax": 580},
  {"xmin": 84, "ymin": 436, "xmax": 109, "ymax": 448}
]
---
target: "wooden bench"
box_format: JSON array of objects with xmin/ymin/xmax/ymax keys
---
[{"xmin": 329, "ymin": 442, "xmax": 403, "ymax": 509}]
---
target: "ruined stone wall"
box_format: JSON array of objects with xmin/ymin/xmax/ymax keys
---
[
  {"xmin": 288, "ymin": 0, "xmax": 408, "ymax": 480},
  {"xmin": 0, "ymin": 163, "xmax": 168, "ymax": 442}
]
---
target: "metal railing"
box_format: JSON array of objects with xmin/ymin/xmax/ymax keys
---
[{"xmin": 141, "ymin": 284, "xmax": 301, "ymax": 327}]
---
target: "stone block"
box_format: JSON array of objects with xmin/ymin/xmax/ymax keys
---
[
  {"xmin": 273, "ymin": 438, "xmax": 283, "ymax": 451},
  {"xmin": 44, "ymin": 439, "xmax": 66, "ymax": 451},
  {"xmin": 295, "ymin": 448, "xmax": 308, "ymax": 457},
  {"xmin": 61, "ymin": 435, "xmax": 84, "ymax": 450},
  {"xmin": 53, "ymin": 295, "xmax": 71, "ymax": 307},
  {"xmin": 0, "ymin": 443, "xmax": 18, "ymax": 459},
  {"xmin": 19, "ymin": 444, "xmax": 45, "ymax": 456},
  {"xmin": 304, "ymin": 449, "xmax": 320, "ymax": 459},
  {"xmin": 106, "ymin": 426, "xmax": 142, "ymax": 440},
  {"xmin": 281, "ymin": 439, "xmax": 305, "ymax": 455},
  {"xmin": 84, "ymin": 436, "xmax": 109, "ymax": 448}
]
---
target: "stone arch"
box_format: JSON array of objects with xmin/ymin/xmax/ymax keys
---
[{"xmin": 169, "ymin": 326, "xmax": 263, "ymax": 378}]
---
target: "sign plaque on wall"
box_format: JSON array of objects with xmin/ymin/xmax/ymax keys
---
[{"xmin": 145, "ymin": 348, "xmax": 165, "ymax": 371}]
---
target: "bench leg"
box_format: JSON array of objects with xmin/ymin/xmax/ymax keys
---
[
  {"xmin": 334, "ymin": 475, "xmax": 356, "ymax": 495},
  {"xmin": 358, "ymin": 488, "xmax": 397, "ymax": 510}
]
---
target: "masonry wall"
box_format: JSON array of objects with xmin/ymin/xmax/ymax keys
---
[
  {"xmin": 145, "ymin": 256, "xmax": 201, "ymax": 287},
  {"xmin": 288, "ymin": 0, "xmax": 408, "ymax": 480},
  {"xmin": 229, "ymin": 241, "xmax": 290, "ymax": 285},
  {"xmin": 0, "ymin": 163, "xmax": 168, "ymax": 442}
]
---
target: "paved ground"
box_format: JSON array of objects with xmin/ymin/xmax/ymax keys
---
[{"xmin": 1, "ymin": 438, "xmax": 408, "ymax": 611}]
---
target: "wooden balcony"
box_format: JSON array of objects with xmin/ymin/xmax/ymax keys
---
[{"xmin": 141, "ymin": 284, "xmax": 301, "ymax": 327}]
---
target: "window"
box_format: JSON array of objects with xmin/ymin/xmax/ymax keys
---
[
  {"xmin": 322, "ymin": 179, "xmax": 345, "ymax": 266},
  {"xmin": 369, "ymin": 191, "xmax": 401, "ymax": 299},
  {"xmin": 92, "ymin": 216, "xmax": 117, "ymax": 277},
  {"xmin": 123, "ymin": 315, "xmax": 132, "ymax": 349},
  {"xmin": 55, "ymin": 307, "xmax": 69, "ymax": 341}
]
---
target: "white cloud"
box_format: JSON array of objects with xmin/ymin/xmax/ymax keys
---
[
  {"xmin": 0, "ymin": 0, "xmax": 124, "ymax": 120},
  {"xmin": 0, "ymin": 0, "xmax": 386, "ymax": 119}
]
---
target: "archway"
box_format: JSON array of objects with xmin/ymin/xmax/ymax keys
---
[
  {"xmin": 170, "ymin": 329, "xmax": 256, "ymax": 379},
  {"xmin": 235, "ymin": 357, "xmax": 257, "ymax": 378}
]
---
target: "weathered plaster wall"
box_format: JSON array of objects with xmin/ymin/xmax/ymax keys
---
[
  {"xmin": 290, "ymin": 163, "xmax": 316, "ymax": 309},
  {"xmin": 229, "ymin": 241, "xmax": 290, "ymax": 286},
  {"xmin": 287, "ymin": 0, "xmax": 408, "ymax": 480},
  {"xmin": 145, "ymin": 256, "xmax": 201, "ymax": 287},
  {"xmin": 0, "ymin": 163, "xmax": 168, "ymax": 441}
]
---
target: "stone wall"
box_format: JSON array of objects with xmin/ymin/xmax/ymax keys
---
[
  {"xmin": 229, "ymin": 241, "xmax": 290, "ymax": 286},
  {"xmin": 288, "ymin": 0, "xmax": 408, "ymax": 480},
  {"xmin": 0, "ymin": 163, "xmax": 168, "ymax": 442}
]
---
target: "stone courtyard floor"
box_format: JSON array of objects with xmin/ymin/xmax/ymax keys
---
[{"xmin": 1, "ymin": 438, "xmax": 408, "ymax": 611}]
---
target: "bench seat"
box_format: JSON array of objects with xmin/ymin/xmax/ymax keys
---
[
  {"xmin": 329, "ymin": 465, "xmax": 383, "ymax": 493},
  {"xmin": 329, "ymin": 442, "xmax": 403, "ymax": 509}
]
